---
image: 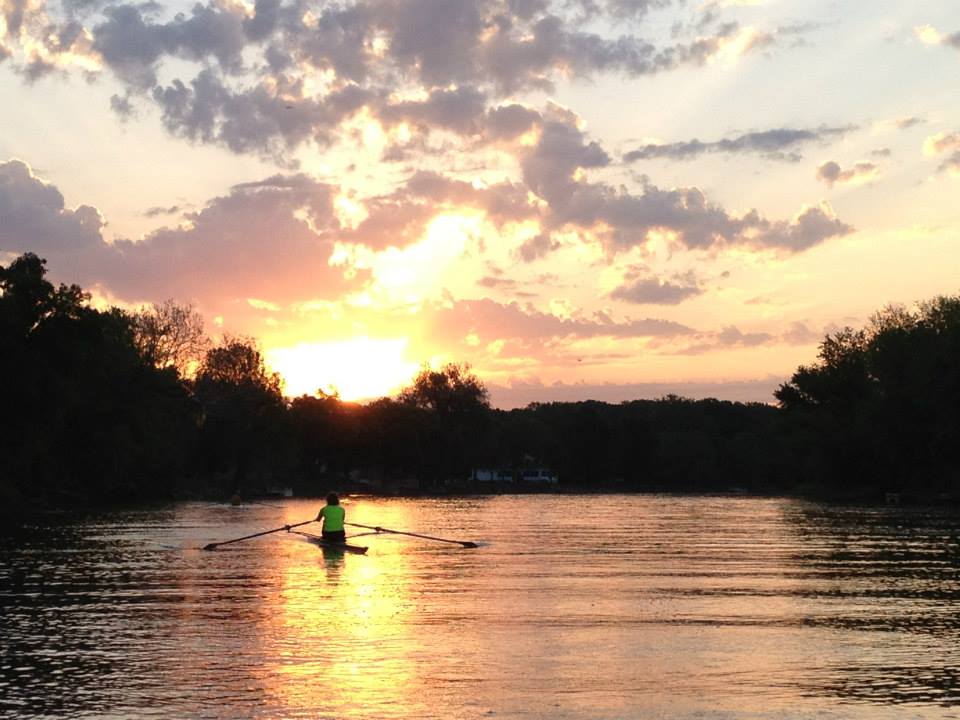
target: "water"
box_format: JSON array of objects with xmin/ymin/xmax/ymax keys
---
[{"xmin": 2, "ymin": 495, "xmax": 959, "ymax": 719}]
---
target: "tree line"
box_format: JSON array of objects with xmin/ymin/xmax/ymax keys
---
[{"xmin": 2, "ymin": 252, "xmax": 958, "ymax": 513}]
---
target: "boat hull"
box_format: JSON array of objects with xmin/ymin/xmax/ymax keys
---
[{"xmin": 292, "ymin": 530, "xmax": 368, "ymax": 554}]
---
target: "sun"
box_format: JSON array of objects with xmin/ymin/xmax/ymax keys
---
[{"xmin": 266, "ymin": 337, "xmax": 420, "ymax": 401}]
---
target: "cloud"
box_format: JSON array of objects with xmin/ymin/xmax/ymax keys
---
[
  {"xmin": 815, "ymin": 160, "xmax": 880, "ymax": 187},
  {"xmin": 517, "ymin": 233, "xmax": 560, "ymax": 262},
  {"xmin": 5, "ymin": 0, "xmax": 788, "ymax": 159},
  {"xmin": 674, "ymin": 319, "xmax": 824, "ymax": 356},
  {"xmin": 151, "ymin": 70, "xmax": 373, "ymax": 159},
  {"xmin": 672, "ymin": 324, "xmax": 773, "ymax": 355},
  {"xmin": 922, "ymin": 131, "xmax": 960, "ymax": 157},
  {"xmin": 428, "ymin": 297, "xmax": 696, "ymax": 346},
  {"xmin": 483, "ymin": 103, "xmax": 542, "ymax": 141},
  {"xmin": 92, "ymin": 2, "xmax": 247, "ymax": 89},
  {"xmin": 143, "ymin": 204, "xmax": 181, "ymax": 218},
  {"xmin": 516, "ymin": 109, "xmax": 853, "ymax": 254},
  {"xmin": 379, "ymin": 86, "xmax": 488, "ymax": 135},
  {"xmin": 746, "ymin": 203, "xmax": 853, "ymax": 252},
  {"xmin": 894, "ymin": 116, "xmax": 924, "ymax": 130},
  {"xmin": 0, "ymin": 159, "xmax": 105, "ymax": 255},
  {"xmin": 107, "ymin": 176, "xmax": 357, "ymax": 306},
  {"xmin": 610, "ymin": 270, "xmax": 703, "ymax": 305},
  {"xmin": 0, "ymin": 160, "xmax": 362, "ymax": 311},
  {"xmin": 939, "ymin": 151, "xmax": 960, "ymax": 176},
  {"xmin": 623, "ymin": 126, "xmax": 855, "ymax": 162},
  {"xmin": 335, "ymin": 170, "xmax": 534, "ymax": 250},
  {"xmin": 914, "ymin": 25, "xmax": 960, "ymax": 50},
  {"xmin": 921, "ymin": 132, "xmax": 960, "ymax": 175},
  {"xmin": 782, "ymin": 321, "xmax": 820, "ymax": 345},
  {"xmin": 486, "ymin": 376, "xmax": 783, "ymax": 408}
]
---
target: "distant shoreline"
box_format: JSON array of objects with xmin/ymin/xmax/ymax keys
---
[{"xmin": 6, "ymin": 486, "xmax": 959, "ymax": 528}]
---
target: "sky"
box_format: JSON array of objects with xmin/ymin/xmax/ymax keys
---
[{"xmin": 1, "ymin": 0, "xmax": 959, "ymax": 407}]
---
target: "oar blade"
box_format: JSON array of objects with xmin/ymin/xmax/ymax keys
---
[
  {"xmin": 461, "ymin": 541, "xmax": 478, "ymax": 549},
  {"xmin": 202, "ymin": 543, "xmax": 219, "ymax": 551}
]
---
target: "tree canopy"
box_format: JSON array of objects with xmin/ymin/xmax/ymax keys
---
[{"xmin": 3, "ymin": 250, "xmax": 958, "ymax": 515}]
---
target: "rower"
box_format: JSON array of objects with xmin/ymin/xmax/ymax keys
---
[{"xmin": 317, "ymin": 492, "xmax": 346, "ymax": 543}]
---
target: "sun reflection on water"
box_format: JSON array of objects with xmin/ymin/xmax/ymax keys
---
[{"xmin": 257, "ymin": 502, "xmax": 423, "ymax": 718}]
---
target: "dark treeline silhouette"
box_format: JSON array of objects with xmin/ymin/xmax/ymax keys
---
[
  {"xmin": 2, "ymin": 252, "xmax": 958, "ymax": 514},
  {"xmin": 775, "ymin": 298, "xmax": 960, "ymax": 497}
]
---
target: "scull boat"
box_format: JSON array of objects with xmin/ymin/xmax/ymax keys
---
[{"xmin": 289, "ymin": 530, "xmax": 368, "ymax": 554}]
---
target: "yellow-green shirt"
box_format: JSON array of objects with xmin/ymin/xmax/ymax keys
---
[{"xmin": 320, "ymin": 505, "xmax": 345, "ymax": 532}]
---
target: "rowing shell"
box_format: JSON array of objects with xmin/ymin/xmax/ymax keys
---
[{"xmin": 290, "ymin": 530, "xmax": 368, "ymax": 554}]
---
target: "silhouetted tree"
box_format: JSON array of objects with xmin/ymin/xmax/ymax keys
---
[
  {"xmin": 399, "ymin": 362, "xmax": 490, "ymax": 415},
  {"xmin": 132, "ymin": 299, "xmax": 209, "ymax": 377},
  {"xmin": 0, "ymin": 253, "xmax": 198, "ymax": 507},
  {"xmin": 194, "ymin": 337, "xmax": 289, "ymax": 492},
  {"xmin": 289, "ymin": 391, "xmax": 365, "ymax": 484},
  {"xmin": 398, "ymin": 363, "xmax": 491, "ymax": 484},
  {"xmin": 776, "ymin": 295, "xmax": 960, "ymax": 496}
]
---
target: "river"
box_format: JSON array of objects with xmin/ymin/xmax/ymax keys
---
[{"xmin": 2, "ymin": 495, "xmax": 959, "ymax": 719}]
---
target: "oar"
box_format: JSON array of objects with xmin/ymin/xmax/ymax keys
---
[
  {"xmin": 203, "ymin": 519, "xmax": 315, "ymax": 551},
  {"xmin": 345, "ymin": 522, "xmax": 477, "ymax": 548}
]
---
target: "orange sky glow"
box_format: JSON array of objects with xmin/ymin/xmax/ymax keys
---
[{"xmin": 2, "ymin": 0, "xmax": 959, "ymax": 406}]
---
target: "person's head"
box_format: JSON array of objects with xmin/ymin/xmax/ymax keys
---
[{"xmin": 326, "ymin": 492, "xmax": 340, "ymax": 506}]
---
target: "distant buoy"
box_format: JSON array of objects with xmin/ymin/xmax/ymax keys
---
[{"xmin": 230, "ymin": 494, "xmax": 243, "ymax": 506}]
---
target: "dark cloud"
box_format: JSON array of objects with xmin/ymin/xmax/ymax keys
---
[
  {"xmin": 815, "ymin": 160, "xmax": 879, "ymax": 187},
  {"xmin": 939, "ymin": 151, "xmax": 960, "ymax": 175},
  {"xmin": 601, "ymin": 0, "xmax": 672, "ymax": 20},
  {"xmin": 21, "ymin": 55, "xmax": 58, "ymax": 82},
  {"xmin": 143, "ymin": 204, "xmax": 181, "ymax": 217},
  {"xmin": 516, "ymin": 109, "xmax": 853, "ymax": 254},
  {"xmin": 624, "ymin": 126, "xmax": 855, "ymax": 163},
  {"xmin": 610, "ymin": 270, "xmax": 703, "ymax": 305},
  {"xmin": 483, "ymin": 103, "xmax": 541, "ymax": 140},
  {"xmin": 477, "ymin": 275, "xmax": 519, "ymax": 289},
  {"xmin": 242, "ymin": 0, "xmax": 282, "ymax": 43},
  {"xmin": 871, "ymin": 147, "xmax": 891, "ymax": 157},
  {"xmin": 18, "ymin": 19, "xmax": 90, "ymax": 82},
  {"xmin": 924, "ymin": 132, "xmax": 960, "ymax": 175},
  {"xmin": 151, "ymin": 70, "xmax": 372, "ymax": 158},
  {"xmin": 92, "ymin": 4, "xmax": 174, "ymax": 88},
  {"xmin": 747, "ymin": 205, "xmax": 854, "ymax": 251},
  {"xmin": 2, "ymin": 0, "xmax": 29, "ymax": 36},
  {"xmin": 110, "ymin": 92, "xmax": 136, "ymax": 118},
  {"xmin": 379, "ymin": 86, "xmax": 488, "ymax": 134},
  {"xmin": 0, "ymin": 159, "xmax": 105, "ymax": 255},
  {"xmin": 517, "ymin": 233, "xmax": 559, "ymax": 261},
  {"xmin": 402, "ymin": 171, "xmax": 534, "ymax": 223},
  {"xmin": 944, "ymin": 31, "xmax": 960, "ymax": 50},
  {"xmin": 9, "ymin": 0, "xmax": 781, "ymax": 158},
  {"xmin": 520, "ymin": 105, "xmax": 611, "ymax": 206},
  {"xmin": 894, "ymin": 116, "xmax": 924, "ymax": 130},
  {"xmin": 92, "ymin": 2, "xmax": 247, "ymax": 88}
]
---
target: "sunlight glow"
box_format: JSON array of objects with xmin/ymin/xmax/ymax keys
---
[
  {"xmin": 334, "ymin": 194, "xmax": 369, "ymax": 229},
  {"xmin": 369, "ymin": 213, "xmax": 479, "ymax": 298},
  {"xmin": 266, "ymin": 337, "xmax": 419, "ymax": 400},
  {"xmin": 914, "ymin": 25, "xmax": 942, "ymax": 45},
  {"xmin": 713, "ymin": 27, "xmax": 768, "ymax": 66}
]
